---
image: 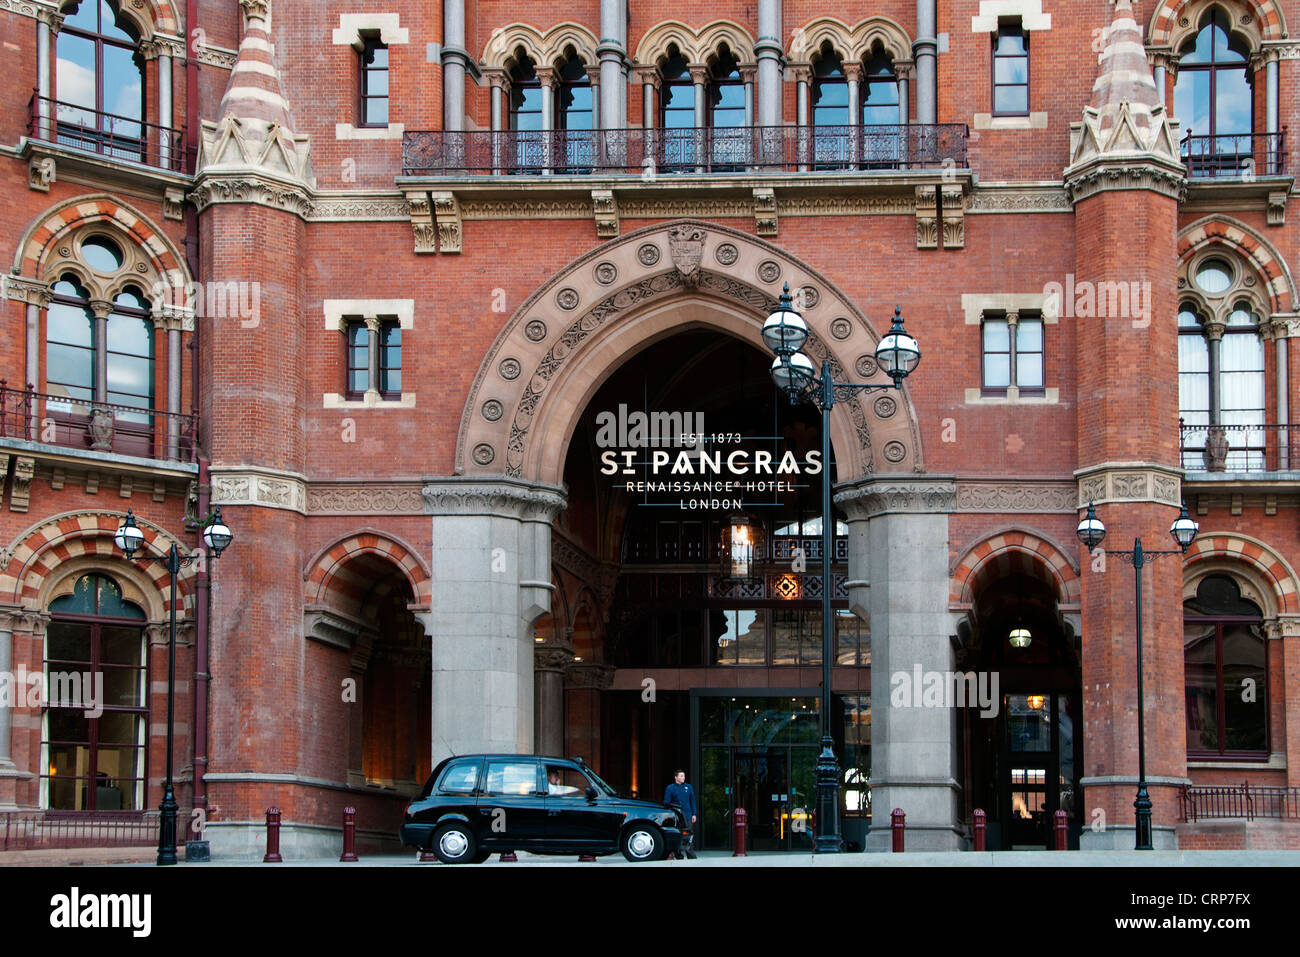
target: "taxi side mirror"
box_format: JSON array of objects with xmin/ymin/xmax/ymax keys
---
[{"xmin": 585, "ymin": 786, "xmax": 599, "ymax": 801}]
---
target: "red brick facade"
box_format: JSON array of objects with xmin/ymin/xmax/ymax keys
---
[{"xmin": 1, "ymin": 0, "xmax": 1298, "ymax": 856}]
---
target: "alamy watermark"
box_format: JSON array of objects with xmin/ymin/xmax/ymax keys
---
[
  {"xmin": 890, "ymin": 666, "xmax": 1000, "ymax": 718},
  {"xmin": 1042, "ymin": 274, "xmax": 1152, "ymax": 328},
  {"xmin": 149, "ymin": 280, "xmax": 262, "ymax": 328},
  {"xmin": 0, "ymin": 665, "xmax": 103, "ymax": 718}
]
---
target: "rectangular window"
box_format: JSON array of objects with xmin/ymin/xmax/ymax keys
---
[
  {"xmin": 982, "ymin": 314, "xmax": 1045, "ymax": 395},
  {"xmin": 379, "ymin": 320, "xmax": 401, "ymax": 396},
  {"xmin": 345, "ymin": 320, "xmax": 369, "ymax": 398},
  {"xmin": 361, "ymin": 37, "xmax": 389, "ymax": 127},
  {"xmin": 993, "ymin": 22, "xmax": 1029, "ymax": 116}
]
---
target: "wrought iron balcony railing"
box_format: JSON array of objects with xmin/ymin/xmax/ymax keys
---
[
  {"xmin": 0, "ymin": 382, "xmax": 197, "ymax": 463},
  {"xmin": 402, "ymin": 124, "xmax": 969, "ymax": 176},
  {"xmin": 1180, "ymin": 419, "xmax": 1299, "ymax": 473},
  {"xmin": 28, "ymin": 92, "xmax": 186, "ymax": 173},
  {"xmin": 1, "ymin": 809, "xmax": 160, "ymax": 851},
  {"xmin": 1181, "ymin": 128, "xmax": 1287, "ymax": 180},
  {"xmin": 1179, "ymin": 781, "xmax": 1300, "ymax": 822}
]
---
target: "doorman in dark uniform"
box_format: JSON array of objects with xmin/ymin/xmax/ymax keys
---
[{"xmin": 664, "ymin": 769, "xmax": 698, "ymax": 859}]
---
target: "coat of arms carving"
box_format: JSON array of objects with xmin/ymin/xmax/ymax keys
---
[{"xmin": 668, "ymin": 225, "xmax": 706, "ymax": 287}]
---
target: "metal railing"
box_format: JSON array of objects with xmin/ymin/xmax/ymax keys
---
[
  {"xmin": 28, "ymin": 92, "xmax": 185, "ymax": 173},
  {"xmin": 1, "ymin": 809, "xmax": 159, "ymax": 851},
  {"xmin": 1179, "ymin": 781, "xmax": 1300, "ymax": 822},
  {"xmin": 402, "ymin": 124, "xmax": 969, "ymax": 176},
  {"xmin": 0, "ymin": 382, "xmax": 197, "ymax": 463},
  {"xmin": 1181, "ymin": 128, "xmax": 1287, "ymax": 180},
  {"xmin": 1179, "ymin": 419, "xmax": 1298, "ymax": 473}
]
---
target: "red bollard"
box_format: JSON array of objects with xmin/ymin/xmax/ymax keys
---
[
  {"xmin": 732, "ymin": 807, "xmax": 748, "ymax": 857},
  {"xmin": 263, "ymin": 807, "xmax": 282, "ymax": 863},
  {"xmin": 419, "ymin": 848, "xmax": 437, "ymax": 862},
  {"xmin": 340, "ymin": 806, "xmax": 359, "ymax": 862},
  {"xmin": 1054, "ymin": 809, "xmax": 1068, "ymax": 850},
  {"xmin": 972, "ymin": 809, "xmax": 986, "ymax": 852},
  {"xmin": 578, "ymin": 854, "xmax": 597, "ymax": 862},
  {"xmin": 891, "ymin": 808, "xmax": 905, "ymax": 852},
  {"xmin": 499, "ymin": 851, "xmax": 517, "ymax": 862}
]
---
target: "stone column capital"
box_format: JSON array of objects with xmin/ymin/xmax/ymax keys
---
[
  {"xmin": 739, "ymin": 65, "xmax": 757, "ymax": 84},
  {"xmin": 688, "ymin": 65, "xmax": 710, "ymax": 86},
  {"xmin": 1261, "ymin": 313, "xmax": 1300, "ymax": 339},
  {"xmin": 632, "ymin": 67, "xmax": 661, "ymax": 89},
  {"xmin": 484, "ymin": 69, "xmax": 507, "ymax": 90},
  {"xmin": 787, "ymin": 63, "xmax": 812, "ymax": 85},
  {"xmin": 834, "ymin": 477, "xmax": 957, "ymax": 520},
  {"xmin": 843, "ymin": 62, "xmax": 864, "ymax": 83},
  {"xmin": 1203, "ymin": 320, "xmax": 1226, "ymax": 341},
  {"xmin": 536, "ymin": 67, "xmax": 558, "ymax": 90},
  {"xmin": 534, "ymin": 644, "xmax": 576, "ymax": 673},
  {"xmin": 422, "ymin": 477, "xmax": 568, "ymax": 521},
  {"xmin": 88, "ymin": 299, "xmax": 114, "ymax": 320}
]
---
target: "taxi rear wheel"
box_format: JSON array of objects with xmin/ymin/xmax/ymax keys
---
[{"xmin": 431, "ymin": 822, "xmax": 476, "ymax": 864}]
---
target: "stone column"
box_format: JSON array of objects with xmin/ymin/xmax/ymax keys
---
[
  {"xmin": 598, "ymin": 0, "xmax": 626, "ymax": 130},
  {"xmin": 158, "ymin": 50, "xmax": 174, "ymax": 166},
  {"xmin": 0, "ymin": 611, "xmax": 48, "ymax": 809},
  {"xmin": 487, "ymin": 72, "xmax": 505, "ymax": 173},
  {"xmin": 167, "ymin": 319, "xmax": 182, "ymax": 458},
  {"xmin": 755, "ymin": 0, "xmax": 783, "ymax": 128},
  {"xmin": 793, "ymin": 65, "xmax": 810, "ymax": 172},
  {"xmin": 845, "ymin": 62, "xmax": 862, "ymax": 166},
  {"xmin": 690, "ymin": 65, "xmax": 707, "ymax": 173},
  {"xmin": 1270, "ymin": 618, "xmax": 1300, "ymax": 781},
  {"xmin": 1265, "ymin": 52, "xmax": 1280, "ymax": 173},
  {"xmin": 421, "ymin": 479, "xmax": 567, "ymax": 769},
  {"xmin": 836, "ymin": 478, "xmax": 962, "ymax": 851},
  {"xmin": 639, "ymin": 70, "xmax": 656, "ymax": 129},
  {"xmin": 363, "ymin": 317, "xmax": 381, "ymax": 402},
  {"xmin": 441, "ymin": 0, "xmax": 467, "ymax": 131},
  {"xmin": 36, "ymin": 8, "xmax": 57, "ymax": 127},
  {"xmin": 89, "ymin": 300, "xmax": 112, "ymax": 403},
  {"xmin": 1262, "ymin": 315, "xmax": 1297, "ymax": 470},
  {"xmin": 0, "ymin": 609, "xmax": 19, "ymax": 808},
  {"xmin": 897, "ymin": 61, "xmax": 913, "ymax": 126},
  {"xmin": 534, "ymin": 642, "xmax": 574, "ymax": 757},
  {"xmin": 914, "ymin": 0, "xmax": 937, "ymax": 124},
  {"xmin": 538, "ymin": 68, "xmax": 556, "ymax": 175}
]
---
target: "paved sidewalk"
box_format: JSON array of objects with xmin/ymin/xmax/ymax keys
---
[{"xmin": 101, "ymin": 848, "xmax": 1300, "ymax": 867}]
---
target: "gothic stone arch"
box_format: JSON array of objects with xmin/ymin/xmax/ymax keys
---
[{"xmin": 456, "ymin": 220, "xmax": 925, "ymax": 487}]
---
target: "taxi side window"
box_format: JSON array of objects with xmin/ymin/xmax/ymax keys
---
[
  {"xmin": 438, "ymin": 759, "xmax": 481, "ymax": 795},
  {"xmin": 484, "ymin": 760, "xmax": 540, "ymax": 795}
]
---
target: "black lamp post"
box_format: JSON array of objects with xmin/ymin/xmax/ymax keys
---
[
  {"xmin": 1075, "ymin": 500, "xmax": 1197, "ymax": 850},
  {"xmin": 115, "ymin": 506, "xmax": 233, "ymax": 866},
  {"xmin": 762, "ymin": 283, "xmax": 921, "ymax": 853}
]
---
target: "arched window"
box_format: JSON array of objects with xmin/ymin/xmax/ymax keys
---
[
  {"xmin": 1178, "ymin": 254, "xmax": 1267, "ymax": 470},
  {"xmin": 507, "ymin": 52, "xmax": 542, "ymax": 172},
  {"xmin": 1174, "ymin": 8, "xmax": 1254, "ymax": 174},
  {"xmin": 861, "ymin": 50, "xmax": 900, "ymax": 126},
  {"xmin": 56, "ymin": 0, "xmax": 145, "ymax": 156},
  {"xmin": 43, "ymin": 573, "xmax": 148, "ymax": 810},
  {"xmin": 659, "ymin": 47, "xmax": 696, "ymax": 172},
  {"xmin": 707, "ymin": 46, "xmax": 746, "ymax": 170},
  {"xmin": 812, "ymin": 45, "xmax": 850, "ymax": 168},
  {"xmin": 555, "ymin": 52, "xmax": 594, "ymax": 173},
  {"xmin": 1184, "ymin": 574, "xmax": 1267, "ymax": 757},
  {"xmin": 41, "ymin": 231, "xmax": 158, "ymax": 457}
]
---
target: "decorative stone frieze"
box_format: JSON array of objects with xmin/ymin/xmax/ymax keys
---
[
  {"xmin": 835, "ymin": 478, "xmax": 958, "ymax": 519},
  {"xmin": 954, "ymin": 481, "xmax": 1078, "ymax": 512},
  {"xmin": 209, "ymin": 467, "xmax": 309, "ymax": 514},
  {"xmin": 1075, "ymin": 463, "xmax": 1183, "ymax": 508}
]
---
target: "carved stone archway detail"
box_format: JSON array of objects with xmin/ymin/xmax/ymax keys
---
[{"xmin": 457, "ymin": 220, "xmax": 924, "ymax": 486}]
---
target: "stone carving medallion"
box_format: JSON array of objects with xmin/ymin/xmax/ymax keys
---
[
  {"xmin": 481, "ymin": 399, "xmax": 504, "ymax": 422},
  {"xmin": 499, "ymin": 358, "xmax": 521, "ymax": 380},
  {"xmin": 715, "ymin": 243, "xmax": 739, "ymax": 266},
  {"xmin": 556, "ymin": 288, "xmax": 580, "ymax": 311},
  {"xmin": 637, "ymin": 243, "xmax": 661, "ymax": 266},
  {"xmin": 472, "ymin": 443, "xmax": 495, "ymax": 466},
  {"xmin": 831, "ymin": 318, "xmax": 852, "ymax": 340},
  {"xmin": 594, "ymin": 262, "xmax": 618, "ymax": 285},
  {"xmin": 856, "ymin": 355, "xmax": 878, "ymax": 378},
  {"xmin": 757, "ymin": 260, "xmax": 781, "ymax": 284},
  {"xmin": 525, "ymin": 319, "xmax": 548, "ymax": 342}
]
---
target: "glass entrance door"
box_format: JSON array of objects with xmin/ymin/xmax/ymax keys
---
[
  {"xmin": 696, "ymin": 694, "xmax": 821, "ymax": 851},
  {"xmin": 1000, "ymin": 693, "xmax": 1081, "ymax": 849}
]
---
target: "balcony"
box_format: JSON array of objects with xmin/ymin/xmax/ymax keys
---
[
  {"xmin": 1181, "ymin": 128, "xmax": 1287, "ymax": 180},
  {"xmin": 1180, "ymin": 420, "xmax": 1298, "ymax": 475},
  {"xmin": 27, "ymin": 92, "xmax": 185, "ymax": 174},
  {"xmin": 0, "ymin": 383, "xmax": 196, "ymax": 465},
  {"xmin": 402, "ymin": 124, "xmax": 969, "ymax": 177}
]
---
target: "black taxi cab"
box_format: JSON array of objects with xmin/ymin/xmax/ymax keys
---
[{"xmin": 400, "ymin": 754, "xmax": 686, "ymax": 863}]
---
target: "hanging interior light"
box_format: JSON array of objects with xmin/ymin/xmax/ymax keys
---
[
  {"xmin": 1027, "ymin": 694, "xmax": 1046, "ymax": 711},
  {"xmin": 1008, "ymin": 626, "xmax": 1033, "ymax": 649},
  {"xmin": 725, "ymin": 516, "xmax": 754, "ymax": 581}
]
